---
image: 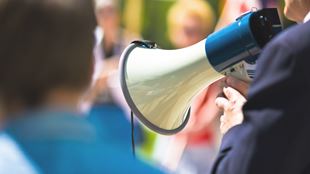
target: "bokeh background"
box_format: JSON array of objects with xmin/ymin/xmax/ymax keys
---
[
  {"xmin": 119, "ymin": 0, "xmax": 292, "ymax": 49},
  {"xmin": 91, "ymin": 0, "xmax": 295, "ymax": 173}
]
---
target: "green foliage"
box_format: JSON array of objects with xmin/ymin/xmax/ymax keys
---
[{"xmin": 141, "ymin": 0, "xmax": 175, "ymax": 49}]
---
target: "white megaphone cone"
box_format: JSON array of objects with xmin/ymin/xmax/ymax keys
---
[
  {"xmin": 121, "ymin": 40, "xmax": 222, "ymax": 134},
  {"xmin": 120, "ymin": 8, "xmax": 282, "ymax": 134}
]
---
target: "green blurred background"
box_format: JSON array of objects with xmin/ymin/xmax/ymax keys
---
[
  {"xmin": 120, "ymin": 0, "xmax": 223, "ymax": 49},
  {"xmin": 118, "ymin": 0, "xmax": 290, "ymax": 49}
]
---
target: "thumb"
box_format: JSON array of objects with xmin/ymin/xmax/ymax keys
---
[
  {"xmin": 223, "ymin": 87, "xmax": 246, "ymax": 104},
  {"xmin": 215, "ymin": 97, "xmax": 230, "ymax": 111}
]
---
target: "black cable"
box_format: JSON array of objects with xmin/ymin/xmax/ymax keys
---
[{"xmin": 130, "ymin": 111, "xmax": 136, "ymax": 158}]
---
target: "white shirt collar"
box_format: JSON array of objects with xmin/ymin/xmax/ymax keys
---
[{"xmin": 303, "ymin": 11, "xmax": 310, "ymax": 23}]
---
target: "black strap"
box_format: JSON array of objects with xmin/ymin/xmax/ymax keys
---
[{"xmin": 131, "ymin": 111, "xmax": 136, "ymax": 158}]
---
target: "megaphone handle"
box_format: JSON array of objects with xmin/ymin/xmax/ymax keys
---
[{"xmin": 221, "ymin": 61, "xmax": 254, "ymax": 83}]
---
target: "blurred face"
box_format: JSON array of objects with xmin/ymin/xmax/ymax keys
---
[
  {"xmin": 284, "ymin": 0, "xmax": 310, "ymax": 22},
  {"xmin": 96, "ymin": 5, "xmax": 120, "ymax": 32},
  {"xmin": 171, "ymin": 16, "xmax": 206, "ymax": 48}
]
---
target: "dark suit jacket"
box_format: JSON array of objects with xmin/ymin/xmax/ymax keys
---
[{"xmin": 211, "ymin": 20, "xmax": 310, "ymax": 174}]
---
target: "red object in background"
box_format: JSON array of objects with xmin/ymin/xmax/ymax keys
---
[{"xmin": 240, "ymin": 3, "xmax": 249, "ymax": 13}]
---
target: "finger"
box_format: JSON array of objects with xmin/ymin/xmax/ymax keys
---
[
  {"xmin": 223, "ymin": 87, "xmax": 246, "ymax": 104},
  {"xmin": 226, "ymin": 76, "xmax": 249, "ymax": 96},
  {"xmin": 215, "ymin": 97, "xmax": 230, "ymax": 111}
]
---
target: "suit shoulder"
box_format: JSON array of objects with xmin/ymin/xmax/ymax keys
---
[{"xmin": 267, "ymin": 21, "xmax": 310, "ymax": 56}]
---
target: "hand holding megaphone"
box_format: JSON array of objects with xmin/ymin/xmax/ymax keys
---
[{"xmin": 119, "ymin": 8, "xmax": 282, "ymax": 135}]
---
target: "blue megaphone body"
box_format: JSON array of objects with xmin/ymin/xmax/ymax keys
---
[{"xmin": 205, "ymin": 8, "xmax": 282, "ymax": 79}]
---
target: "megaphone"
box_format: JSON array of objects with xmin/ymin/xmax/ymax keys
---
[{"xmin": 120, "ymin": 8, "xmax": 282, "ymax": 134}]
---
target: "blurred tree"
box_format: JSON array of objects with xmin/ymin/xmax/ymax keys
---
[
  {"xmin": 123, "ymin": 0, "xmax": 144, "ymax": 34},
  {"xmin": 141, "ymin": 0, "xmax": 175, "ymax": 48}
]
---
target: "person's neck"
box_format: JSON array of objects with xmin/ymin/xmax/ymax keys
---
[
  {"xmin": 44, "ymin": 88, "xmax": 83, "ymax": 112},
  {"xmin": 304, "ymin": 11, "xmax": 310, "ymax": 23},
  {"xmin": 0, "ymin": 89, "xmax": 83, "ymax": 125}
]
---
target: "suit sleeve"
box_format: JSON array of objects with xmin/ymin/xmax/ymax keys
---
[{"xmin": 211, "ymin": 37, "xmax": 310, "ymax": 174}]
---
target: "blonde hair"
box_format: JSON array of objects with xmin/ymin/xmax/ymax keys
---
[{"xmin": 167, "ymin": 0, "xmax": 215, "ymax": 37}]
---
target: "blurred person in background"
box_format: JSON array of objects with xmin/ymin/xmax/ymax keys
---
[
  {"xmin": 82, "ymin": 0, "xmax": 144, "ymax": 152},
  {"xmin": 215, "ymin": 0, "xmax": 262, "ymax": 30},
  {"xmin": 216, "ymin": 0, "xmax": 279, "ymax": 30},
  {"xmin": 0, "ymin": 0, "xmax": 163, "ymax": 173},
  {"xmin": 167, "ymin": 0, "xmax": 215, "ymax": 48},
  {"xmin": 87, "ymin": 0, "xmax": 139, "ymax": 103},
  {"xmin": 156, "ymin": 0, "xmax": 221, "ymax": 173}
]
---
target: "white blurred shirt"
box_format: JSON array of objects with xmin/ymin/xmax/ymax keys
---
[{"xmin": 0, "ymin": 133, "xmax": 40, "ymax": 174}]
